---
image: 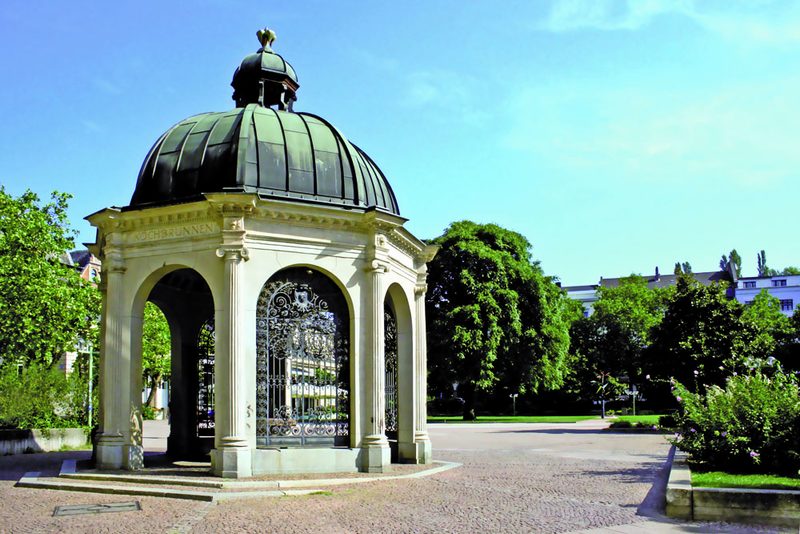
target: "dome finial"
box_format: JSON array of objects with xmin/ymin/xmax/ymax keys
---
[{"xmin": 257, "ymin": 27, "xmax": 277, "ymax": 53}]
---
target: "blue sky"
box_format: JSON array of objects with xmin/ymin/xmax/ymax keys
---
[{"xmin": 1, "ymin": 0, "xmax": 798, "ymax": 285}]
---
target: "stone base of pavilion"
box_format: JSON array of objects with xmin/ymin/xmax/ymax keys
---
[{"xmin": 16, "ymin": 455, "xmax": 460, "ymax": 502}]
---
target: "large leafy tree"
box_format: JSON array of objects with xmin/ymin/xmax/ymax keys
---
[
  {"xmin": 646, "ymin": 275, "xmax": 754, "ymax": 392},
  {"xmin": 0, "ymin": 188, "xmax": 98, "ymax": 368},
  {"xmin": 142, "ymin": 302, "xmax": 171, "ymax": 408},
  {"xmin": 426, "ymin": 221, "xmax": 573, "ymax": 418},
  {"xmin": 566, "ymin": 275, "xmax": 669, "ymax": 402}
]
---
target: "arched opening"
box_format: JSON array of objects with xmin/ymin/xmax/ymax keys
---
[
  {"xmin": 384, "ymin": 301, "xmax": 399, "ymax": 448},
  {"xmin": 385, "ymin": 284, "xmax": 414, "ymax": 462},
  {"xmin": 141, "ymin": 302, "xmax": 171, "ymax": 423},
  {"xmin": 145, "ymin": 268, "xmax": 215, "ymax": 459},
  {"xmin": 255, "ymin": 267, "xmax": 350, "ymax": 447}
]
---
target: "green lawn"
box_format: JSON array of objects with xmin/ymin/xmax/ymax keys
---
[
  {"xmin": 692, "ymin": 471, "xmax": 800, "ymax": 490},
  {"xmin": 613, "ymin": 414, "xmax": 664, "ymax": 426},
  {"xmin": 428, "ymin": 415, "xmax": 598, "ymax": 424}
]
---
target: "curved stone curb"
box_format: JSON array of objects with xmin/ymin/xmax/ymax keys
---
[{"xmin": 15, "ymin": 460, "xmax": 462, "ymax": 502}]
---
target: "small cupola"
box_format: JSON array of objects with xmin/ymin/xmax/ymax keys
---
[{"xmin": 231, "ymin": 28, "xmax": 299, "ymax": 110}]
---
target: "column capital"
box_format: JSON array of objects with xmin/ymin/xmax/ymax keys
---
[
  {"xmin": 216, "ymin": 246, "xmax": 250, "ymax": 262},
  {"xmin": 365, "ymin": 259, "xmax": 390, "ymax": 274},
  {"xmin": 414, "ymin": 283, "xmax": 428, "ymax": 297}
]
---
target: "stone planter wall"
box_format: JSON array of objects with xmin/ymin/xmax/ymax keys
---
[
  {"xmin": 0, "ymin": 428, "xmax": 89, "ymax": 455},
  {"xmin": 666, "ymin": 448, "xmax": 800, "ymax": 528}
]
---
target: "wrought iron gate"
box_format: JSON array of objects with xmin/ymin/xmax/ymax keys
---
[
  {"xmin": 256, "ymin": 270, "xmax": 350, "ymax": 447},
  {"xmin": 384, "ymin": 305, "xmax": 398, "ymax": 440},
  {"xmin": 197, "ymin": 319, "xmax": 215, "ymax": 437}
]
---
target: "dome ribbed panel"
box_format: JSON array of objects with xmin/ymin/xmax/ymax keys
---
[{"xmin": 129, "ymin": 106, "xmax": 399, "ymax": 215}]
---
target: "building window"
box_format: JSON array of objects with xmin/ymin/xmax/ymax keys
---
[
  {"xmin": 773, "ymin": 279, "xmax": 787, "ymax": 287},
  {"xmin": 743, "ymin": 281, "xmax": 756, "ymax": 288},
  {"xmin": 780, "ymin": 299, "xmax": 794, "ymax": 312}
]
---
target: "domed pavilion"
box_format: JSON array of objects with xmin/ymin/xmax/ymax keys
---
[{"xmin": 86, "ymin": 28, "xmax": 437, "ymax": 478}]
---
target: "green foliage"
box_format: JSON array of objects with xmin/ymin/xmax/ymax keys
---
[
  {"xmin": 780, "ymin": 266, "xmax": 800, "ymax": 275},
  {"xmin": 756, "ymin": 249, "xmax": 779, "ymax": 277},
  {"xmin": 670, "ymin": 369, "xmax": 800, "ymax": 476},
  {"xmin": 142, "ymin": 302, "xmax": 171, "ymax": 408},
  {"xmin": 720, "ymin": 249, "xmax": 742, "ymax": 278},
  {"xmin": 0, "ymin": 188, "xmax": 99, "ymax": 368},
  {"xmin": 426, "ymin": 221, "xmax": 573, "ymax": 416},
  {"xmin": 674, "ymin": 262, "xmax": 692, "ymax": 275},
  {"xmin": 566, "ymin": 275, "xmax": 669, "ymax": 400},
  {"xmin": 740, "ymin": 290, "xmax": 794, "ymax": 357},
  {"xmin": 0, "ymin": 363, "xmax": 91, "ymax": 429},
  {"xmin": 646, "ymin": 275, "xmax": 751, "ymax": 390}
]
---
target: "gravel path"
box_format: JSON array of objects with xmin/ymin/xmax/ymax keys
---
[{"xmin": 0, "ymin": 422, "xmax": 785, "ymax": 533}]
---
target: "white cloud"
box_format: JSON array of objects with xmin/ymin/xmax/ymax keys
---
[
  {"xmin": 502, "ymin": 77, "xmax": 800, "ymax": 188},
  {"xmin": 543, "ymin": 0, "xmax": 690, "ymax": 32},
  {"xmin": 541, "ymin": 0, "xmax": 800, "ymax": 44}
]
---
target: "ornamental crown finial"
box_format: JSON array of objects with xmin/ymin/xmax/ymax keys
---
[{"xmin": 257, "ymin": 27, "xmax": 277, "ymax": 52}]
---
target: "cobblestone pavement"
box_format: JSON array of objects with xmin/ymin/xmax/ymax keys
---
[{"xmin": 0, "ymin": 421, "xmax": 789, "ymax": 533}]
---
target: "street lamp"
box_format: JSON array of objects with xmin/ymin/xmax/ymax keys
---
[
  {"xmin": 509, "ymin": 393, "xmax": 518, "ymax": 416},
  {"xmin": 78, "ymin": 339, "xmax": 95, "ymax": 426}
]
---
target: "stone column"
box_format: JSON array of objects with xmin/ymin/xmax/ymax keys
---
[
  {"xmin": 413, "ymin": 276, "xmax": 433, "ymax": 464},
  {"xmin": 211, "ymin": 244, "xmax": 251, "ymax": 478},
  {"xmin": 96, "ymin": 243, "xmax": 139, "ymax": 469},
  {"xmin": 361, "ymin": 259, "xmax": 391, "ymax": 473}
]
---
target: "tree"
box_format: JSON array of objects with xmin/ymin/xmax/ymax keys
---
[
  {"xmin": 0, "ymin": 188, "xmax": 99, "ymax": 368},
  {"xmin": 740, "ymin": 290, "xmax": 794, "ymax": 358},
  {"xmin": 757, "ymin": 250, "xmax": 778, "ymax": 277},
  {"xmin": 674, "ymin": 262, "xmax": 692, "ymax": 275},
  {"xmin": 779, "ymin": 266, "xmax": 800, "ymax": 275},
  {"xmin": 142, "ymin": 302, "xmax": 171, "ymax": 409},
  {"xmin": 720, "ymin": 249, "xmax": 742, "ymax": 278},
  {"xmin": 646, "ymin": 275, "xmax": 753, "ymax": 393},
  {"xmin": 426, "ymin": 221, "xmax": 573, "ymax": 419},
  {"xmin": 566, "ymin": 275, "xmax": 669, "ymax": 402}
]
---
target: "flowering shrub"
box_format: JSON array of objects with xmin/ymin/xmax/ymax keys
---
[{"xmin": 670, "ymin": 369, "xmax": 800, "ymax": 476}]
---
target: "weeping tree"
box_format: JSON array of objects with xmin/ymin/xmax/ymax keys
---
[
  {"xmin": 142, "ymin": 302, "xmax": 170, "ymax": 409},
  {"xmin": 426, "ymin": 221, "xmax": 574, "ymax": 419}
]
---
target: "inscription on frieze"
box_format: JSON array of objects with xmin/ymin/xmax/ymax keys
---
[{"xmin": 134, "ymin": 222, "xmax": 217, "ymax": 242}]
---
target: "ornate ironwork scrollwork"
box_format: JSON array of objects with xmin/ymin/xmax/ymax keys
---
[
  {"xmin": 384, "ymin": 305, "xmax": 399, "ymax": 437},
  {"xmin": 197, "ymin": 319, "xmax": 215, "ymax": 437},
  {"xmin": 256, "ymin": 270, "xmax": 350, "ymax": 447}
]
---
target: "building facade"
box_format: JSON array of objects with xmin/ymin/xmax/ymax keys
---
[{"xmin": 734, "ymin": 274, "xmax": 800, "ymax": 316}]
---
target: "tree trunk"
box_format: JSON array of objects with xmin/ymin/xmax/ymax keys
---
[
  {"xmin": 145, "ymin": 376, "xmax": 160, "ymax": 408},
  {"xmin": 462, "ymin": 383, "xmax": 477, "ymax": 421}
]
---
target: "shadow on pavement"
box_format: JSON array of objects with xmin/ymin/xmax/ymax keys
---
[
  {"xmin": 493, "ymin": 429, "xmax": 615, "ymax": 435},
  {"xmin": 0, "ymin": 450, "xmax": 91, "ymax": 481}
]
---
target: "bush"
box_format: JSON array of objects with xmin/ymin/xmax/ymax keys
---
[
  {"xmin": 141, "ymin": 405, "xmax": 158, "ymax": 420},
  {"xmin": 670, "ymin": 369, "xmax": 800, "ymax": 476},
  {"xmin": 0, "ymin": 363, "xmax": 91, "ymax": 429},
  {"xmin": 658, "ymin": 414, "xmax": 677, "ymax": 428}
]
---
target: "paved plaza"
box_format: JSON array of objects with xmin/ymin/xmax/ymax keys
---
[{"xmin": 0, "ymin": 421, "xmax": 786, "ymax": 533}]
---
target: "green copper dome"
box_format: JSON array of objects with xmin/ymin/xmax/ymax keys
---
[
  {"xmin": 130, "ymin": 105, "xmax": 399, "ymax": 214},
  {"xmin": 129, "ymin": 28, "xmax": 399, "ymax": 215}
]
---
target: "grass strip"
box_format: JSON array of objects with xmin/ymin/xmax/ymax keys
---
[
  {"xmin": 428, "ymin": 415, "xmax": 597, "ymax": 424},
  {"xmin": 613, "ymin": 415, "xmax": 664, "ymax": 425},
  {"xmin": 692, "ymin": 471, "xmax": 800, "ymax": 490}
]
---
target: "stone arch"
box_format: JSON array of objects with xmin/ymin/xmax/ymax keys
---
[
  {"xmin": 254, "ymin": 266, "xmax": 352, "ymax": 448},
  {"xmin": 384, "ymin": 282, "xmax": 414, "ymax": 461},
  {"xmin": 130, "ymin": 265, "xmax": 216, "ymax": 459}
]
